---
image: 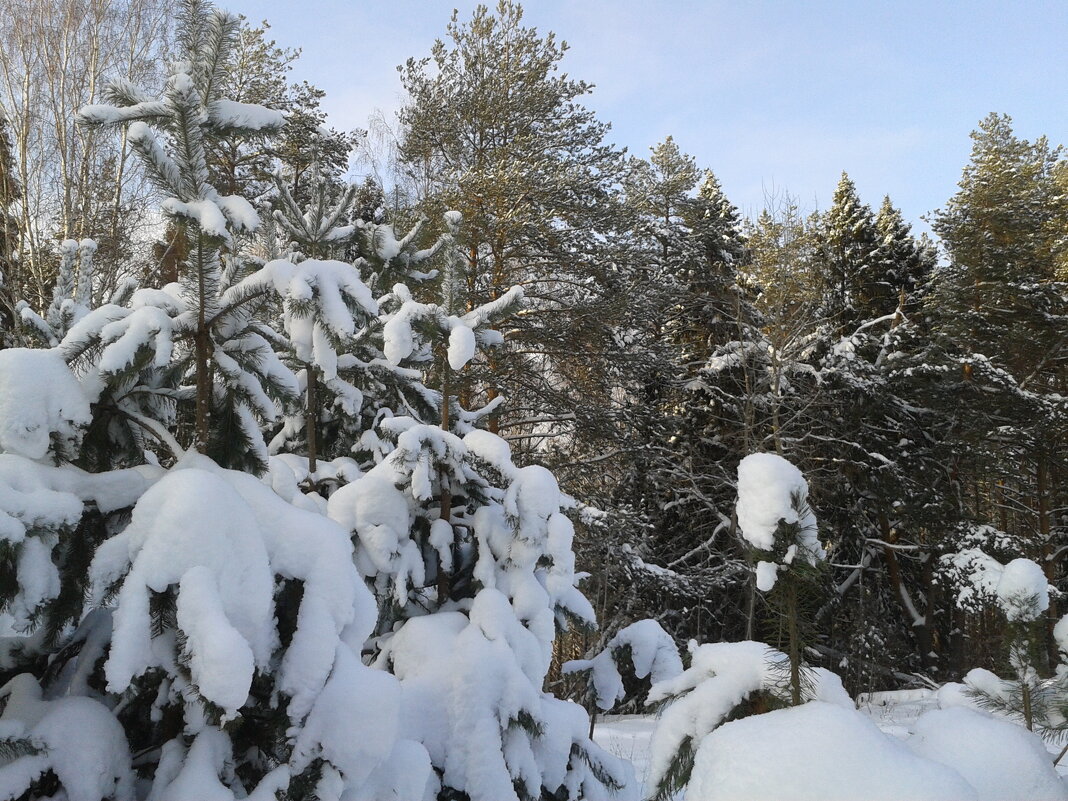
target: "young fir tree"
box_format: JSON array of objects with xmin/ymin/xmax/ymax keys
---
[
  {"xmin": 735, "ymin": 452, "xmax": 825, "ymax": 705},
  {"xmin": 812, "ymin": 172, "xmax": 884, "ymax": 333},
  {"xmin": 963, "ymin": 559, "xmax": 1068, "ymax": 737}
]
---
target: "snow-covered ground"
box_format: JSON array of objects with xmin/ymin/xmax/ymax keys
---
[
  {"xmin": 593, "ymin": 715, "xmax": 659, "ymax": 794},
  {"xmin": 594, "ymin": 689, "xmax": 1068, "ymax": 800}
]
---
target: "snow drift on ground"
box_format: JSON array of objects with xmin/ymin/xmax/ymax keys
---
[
  {"xmin": 685, "ymin": 701, "xmax": 979, "ymax": 801},
  {"xmin": 908, "ymin": 706, "xmax": 1068, "ymax": 801}
]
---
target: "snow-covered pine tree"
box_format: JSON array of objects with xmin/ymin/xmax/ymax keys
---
[
  {"xmin": 11, "ymin": 237, "xmax": 188, "ymax": 471},
  {"xmin": 325, "ymin": 240, "xmax": 635, "ymax": 799},
  {"xmin": 643, "ymin": 639, "xmax": 851, "ymax": 801},
  {"xmin": 952, "ymin": 557, "xmax": 1065, "ymax": 735},
  {"xmin": 17, "ymin": 237, "xmax": 97, "ymax": 346},
  {"xmin": 265, "ymin": 171, "xmax": 457, "ymax": 489},
  {"xmin": 397, "ymin": 0, "xmax": 627, "ymax": 462},
  {"xmin": 77, "ymin": 0, "xmax": 298, "ymax": 470},
  {"xmin": 924, "ymin": 113, "xmax": 1068, "ymax": 667},
  {"xmin": 736, "ymin": 452, "xmax": 825, "ymax": 704},
  {"xmin": 0, "ymin": 367, "xmax": 434, "ymax": 798}
]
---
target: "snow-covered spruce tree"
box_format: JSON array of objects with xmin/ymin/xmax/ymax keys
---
[
  {"xmin": 750, "ymin": 180, "xmax": 949, "ymax": 683},
  {"xmin": 810, "ymin": 172, "xmax": 885, "ymax": 334},
  {"xmin": 326, "ymin": 256, "xmax": 635, "ymax": 800},
  {"xmin": 874, "ymin": 195, "xmax": 934, "ymax": 319},
  {"xmin": 808, "ymin": 270, "xmax": 951, "ymax": 681},
  {"xmin": 736, "ymin": 452, "xmax": 825, "ymax": 705},
  {"xmin": 265, "ymin": 170, "xmax": 453, "ymax": 489},
  {"xmin": 76, "ymin": 0, "xmax": 298, "ymax": 471}
]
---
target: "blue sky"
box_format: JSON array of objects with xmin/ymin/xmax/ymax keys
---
[{"xmin": 225, "ymin": 0, "xmax": 1067, "ymax": 233}]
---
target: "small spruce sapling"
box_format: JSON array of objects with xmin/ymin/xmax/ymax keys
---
[
  {"xmin": 965, "ymin": 558, "xmax": 1067, "ymax": 737},
  {"xmin": 735, "ymin": 452, "xmax": 826, "ymax": 705}
]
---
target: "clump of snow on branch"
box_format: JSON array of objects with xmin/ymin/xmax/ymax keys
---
[
  {"xmin": 0, "ymin": 674, "xmax": 134, "ymax": 801},
  {"xmin": 995, "ymin": 558, "xmax": 1050, "ymax": 622},
  {"xmin": 0, "ymin": 349, "xmax": 91, "ymax": 460},
  {"xmin": 941, "ymin": 550, "xmax": 1050, "ymax": 621},
  {"xmin": 735, "ymin": 452, "xmax": 823, "ymax": 591},
  {"xmin": 563, "ymin": 619, "xmax": 683, "ymax": 712}
]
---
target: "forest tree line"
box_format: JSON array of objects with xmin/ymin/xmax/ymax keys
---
[{"xmin": 1, "ymin": 0, "xmax": 1066, "ymax": 698}]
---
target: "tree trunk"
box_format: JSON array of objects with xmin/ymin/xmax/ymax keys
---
[
  {"xmin": 1038, "ymin": 457, "xmax": 1056, "ymax": 667},
  {"xmin": 880, "ymin": 511, "xmax": 934, "ymax": 671},
  {"xmin": 193, "ymin": 233, "xmax": 211, "ymax": 452},
  {"xmin": 787, "ymin": 580, "xmax": 801, "ymax": 705},
  {"xmin": 437, "ymin": 358, "xmax": 452, "ymax": 603},
  {"xmin": 306, "ymin": 364, "xmax": 318, "ymax": 477}
]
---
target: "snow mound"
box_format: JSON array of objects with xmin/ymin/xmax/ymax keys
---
[
  {"xmin": 908, "ymin": 706, "xmax": 1068, "ymax": 801},
  {"xmin": 645, "ymin": 640, "xmax": 851, "ymax": 795},
  {"xmin": 687, "ymin": 701, "xmax": 978, "ymax": 801}
]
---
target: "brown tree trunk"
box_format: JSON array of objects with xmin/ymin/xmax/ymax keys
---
[
  {"xmin": 880, "ymin": 512, "xmax": 935, "ymax": 671},
  {"xmin": 1038, "ymin": 457, "xmax": 1056, "ymax": 666}
]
